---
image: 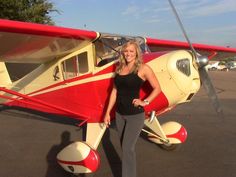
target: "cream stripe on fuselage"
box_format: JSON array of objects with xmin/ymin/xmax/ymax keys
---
[{"xmin": 28, "ymin": 72, "xmax": 115, "ymax": 97}]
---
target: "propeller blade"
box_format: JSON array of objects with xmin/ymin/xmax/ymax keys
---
[
  {"xmin": 167, "ymin": 0, "xmax": 197, "ymax": 55},
  {"xmin": 198, "ymin": 67, "xmax": 224, "ymax": 119}
]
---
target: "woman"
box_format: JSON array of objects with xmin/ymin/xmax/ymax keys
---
[{"xmin": 104, "ymin": 40, "xmax": 161, "ymax": 177}]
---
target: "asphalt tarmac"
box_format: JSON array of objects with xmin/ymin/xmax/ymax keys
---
[{"xmin": 0, "ymin": 71, "xmax": 235, "ymax": 177}]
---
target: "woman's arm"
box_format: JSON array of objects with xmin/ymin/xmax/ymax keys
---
[
  {"xmin": 133, "ymin": 64, "xmax": 161, "ymax": 107},
  {"xmin": 142, "ymin": 64, "xmax": 161, "ymax": 103},
  {"xmin": 104, "ymin": 85, "xmax": 117, "ymax": 127}
]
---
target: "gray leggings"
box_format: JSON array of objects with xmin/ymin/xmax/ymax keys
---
[{"xmin": 115, "ymin": 112, "xmax": 145, "ymax": 177}]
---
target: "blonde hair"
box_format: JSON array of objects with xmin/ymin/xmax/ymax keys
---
[{"xmin": 116, "ymin": 40, "xmax": 143, "ymax": 74}]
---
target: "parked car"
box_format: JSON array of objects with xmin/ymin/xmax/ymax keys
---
[{"xmin": 207, "ymin": 62, "xmax": 228, "ymax": 71}]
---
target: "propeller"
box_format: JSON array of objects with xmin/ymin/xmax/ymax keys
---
[{"xmin": 167, "ymin": 0, "xmax": 224, "ymax": 118}]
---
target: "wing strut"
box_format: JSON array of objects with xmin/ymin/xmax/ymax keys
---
[{"xmin": 0, "ymin": 87, "xmax": 89, "ymax": 124}]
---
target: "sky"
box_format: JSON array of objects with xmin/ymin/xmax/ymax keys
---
[{"xmin": 50, "ymin": 0, "xmax": 236, "ymax": 48}]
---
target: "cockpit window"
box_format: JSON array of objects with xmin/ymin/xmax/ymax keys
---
[
  {"xmin": 94, "ymin": 34, "xmax": 149, "ymax": 67},
  {"xmin": 61, "ymin": 52, "xmax": 88, "ymax": 80}
]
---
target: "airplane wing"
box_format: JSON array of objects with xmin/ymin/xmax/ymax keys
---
[
  {"xmin": 0, "ymin": 19, "xmax": 98, "ymax": 63},
  {"xmin": 1, "ymin": 19, "xmax": 235, "ymax": 63},
  {"xmin": 146, "ymin": 38, "xmax": 236, "ymax": 60}
]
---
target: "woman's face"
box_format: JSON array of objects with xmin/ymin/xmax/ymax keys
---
[{"xmin": 123, "ymin": 44, "xmax": 137, "ymax": 64}]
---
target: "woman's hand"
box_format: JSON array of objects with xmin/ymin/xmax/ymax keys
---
[
  {"xmin": 104, "ymin": 114, "xmax": 111, "ymax": 128},
  {"xmin": 132, "ymin": 99, "xmax": 146, "ymax": 107}
]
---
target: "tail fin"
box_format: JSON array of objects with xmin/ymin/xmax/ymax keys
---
[{"xmin": 0, "ymin": 62, "xmax": 12, "ymax": 86}]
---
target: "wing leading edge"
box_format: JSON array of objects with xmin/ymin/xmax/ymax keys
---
[{"xmin": 146, "ymin": 38, "xmax": 236, "ymax": 60}]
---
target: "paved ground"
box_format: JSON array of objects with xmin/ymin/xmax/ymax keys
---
[{"xmin": 0, "ymin": 71, "xmax": 236, "ymax": 177}]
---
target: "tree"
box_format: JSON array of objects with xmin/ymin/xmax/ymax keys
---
[{"xmin": 0, "ymin": 0, "xmax": 58, "ymax": 25}]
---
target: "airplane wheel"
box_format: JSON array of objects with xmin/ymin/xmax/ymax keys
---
[
  {"xmin": 57, "ymin": 142, "xmax": 100, "ymax": 173},
  {"xmin": 159, "ymin": 143, "xmax": 180, "ymax": 151}
]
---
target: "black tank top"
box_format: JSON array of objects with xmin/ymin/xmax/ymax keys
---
[{"xmin": 114, "ymin": 72, "xmax": 144, "ymax": 115}]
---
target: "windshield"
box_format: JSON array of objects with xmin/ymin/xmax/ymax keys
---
[{"xmin": 94, "ymin": 34, "xmax": 149, "ymax": 66}]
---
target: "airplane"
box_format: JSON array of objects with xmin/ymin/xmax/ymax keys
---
[{"xmin": 1, "ymin": 17, "xmax": 236, "ymax": 174}]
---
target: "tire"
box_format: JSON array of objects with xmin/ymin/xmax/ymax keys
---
[
  {"xmin": 211, "ymin": 67, "xmax": 217, "ymax": 71},
  {"xmin": 159, "ymin": 143, "xmax": 180, "ymax": 151}
]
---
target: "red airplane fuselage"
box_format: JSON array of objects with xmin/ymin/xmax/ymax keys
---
[{"xmin": 3, "ymin": 52, "xmax": 169, "ymax": 123}]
